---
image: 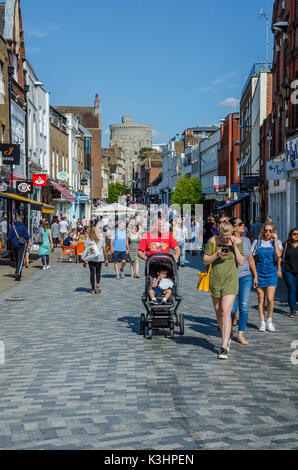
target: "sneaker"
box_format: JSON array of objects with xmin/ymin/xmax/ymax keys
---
[
  {"xmin": 259, "ymin": 321, "xmax": 266, "ymax": 332},
  {"xmin": 149, "ymin": 298, "xmax": 158, "ymax": 305},
  {"xmin": 161, "ymin": 298, "xmax": 167, "ymax": 304},
  {"xmin": 266, "ymin": 319, "xmax": 275, "ymax": 332},
  {"xmin": 42, "ymin": 266, "xmax": 46, "ymax": 270},
  {"xmin": 46, "ymin": 266, "xmax": 50, "ymax": 269},
  {"xmin": 290, "ymin": 311, "xmax": 296, "ymax": 318},
  {"xmin": 116, "ymin": 274, "xmax": 120, "ymax": 280},
  {"xmin": 120, "ymin": 270, "xmax": 125, "ymax": 279},
  {"xmin": 218, "ymin": 347, "xmax": 228, "ymax": 360}
]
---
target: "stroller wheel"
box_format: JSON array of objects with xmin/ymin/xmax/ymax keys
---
[
  {"xmin": 179, "ymin": 314, "xmax": 184, "ymax": 335},
  {"xmin": 140, "ymin": 314, "xmax": 145, "ymax": 336}
]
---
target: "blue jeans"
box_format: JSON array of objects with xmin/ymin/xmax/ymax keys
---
[
  {"xmin": 41, "ymin": 255, "xmax": 49, "ymax": 266},
  {"xmin": 179, "ymin": 242, "xmax": 186, "ymax": 265},
  {"xmin": 283, "ymin": 270, "xmax": 298, "ymax": 312},
  {"xmin": 231, "ymin": 275, "xmax": 252, "ymax": 332}
]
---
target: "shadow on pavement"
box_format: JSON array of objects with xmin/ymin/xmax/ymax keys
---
[
  {"xmin": 118, "ymin": 316, "xmax": 140, "ymax": 334},
  {"xmin": 175, "ymin": 335, "xmax": 218, "ymax": 354},
  {"xmin": 74, "ymin": 287, "xmax": 92, "ymax": 293}
]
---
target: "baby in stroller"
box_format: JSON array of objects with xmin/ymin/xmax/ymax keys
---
[{"xmin": 149, "ymin": 268, "xmax": 173, "ymax": 305}]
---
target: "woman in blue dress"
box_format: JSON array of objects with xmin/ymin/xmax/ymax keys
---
[
  {"xmin": 252, "ymin": 220, "xmax": 283, "ymax": 332},
  {"xmin": 38, "ymin": 220, "xmax": 53, "ymax": 270}
]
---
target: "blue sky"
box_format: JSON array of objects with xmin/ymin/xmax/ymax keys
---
[{"xmin": 22, "ymin": 0, "xmax": 275, "ymax": 147}]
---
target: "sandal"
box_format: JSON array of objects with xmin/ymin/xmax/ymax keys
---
[
  {"xmin": 91, "ymin": 290, "xmax": 96, "ymax": 295},
  {"xmin": 96, "ymin": 284, "xmax": 101, "ymax": 293}
]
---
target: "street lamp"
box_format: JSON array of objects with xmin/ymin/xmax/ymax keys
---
[{"xmin": 282, "ymin": 78, "xmax": 292, "ymax": 101}]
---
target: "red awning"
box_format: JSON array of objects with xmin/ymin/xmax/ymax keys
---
[{"xmin": 49, "ymin": 180, "xmax": 76, "ymax": 202}]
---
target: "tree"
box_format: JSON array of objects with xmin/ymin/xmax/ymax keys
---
[
  {"xmin": 170, "ymin": 175, "xmax": 204, "ymax": 210},
  {"xmin": 106, "ymin": 182, "xmax": 131, "ymax": 204}
]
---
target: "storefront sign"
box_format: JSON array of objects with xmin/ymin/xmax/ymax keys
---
[
  {"xmin": 81, "ymin": 178, "xmax": 88, "ymax": 186},
  {"xmin": 0, "ymin": 181, "xmax": 9, "ymax": 192},
  {"xmin": 231, "ymin": 184, "xmax": 240, "ymax": 192},
  {"xmin": 57, "ymin": 172, "xmax": 69, "ymax": 181},
  {"xmin": 33, "ymin": 174, "xmax": 47, "ymax": 187},
  {"xmin": 244, "ymin": 176, "xmax": 259, "ymax": 191},
  {"xmin": 285, "ymin": 138, "xmax": 298, "ymax": 171},
  {"xmin": 0, "ymin": 144, "xmax": 21, "ymax": 165},
  {"xmin": 266, "ymin": 161, "xmax": 286, "ymax": 180},
  {"xmin": 16, "ymin": 181, "xmax": 33, "ymax": 194},
  {"xmin": 214, "ymin": 176, "xmax": 226, "ymax": 192}
]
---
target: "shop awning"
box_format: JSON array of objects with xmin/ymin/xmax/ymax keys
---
[
  {"xmin": 0, "ymin": 191, "xmax": 43, "ymax": 210},
  {"xmin": 218, "ymin": 193, "xmax": 250, "ymax": 210},
  {"xmin": 0, "ymin": 192, "xmax": 55, "ymax": 213},
  {"xmin": 42, "ymin": 204, "xmax": 55, "ymax": 214},
  {"xmin": 49, "ymin": 180, "xmax": 76, "ymax": 202}
]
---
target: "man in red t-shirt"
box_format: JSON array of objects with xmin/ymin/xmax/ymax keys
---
[{"xmin": 138, "ymin": 218, "xmax": 180, "ymax": 262}]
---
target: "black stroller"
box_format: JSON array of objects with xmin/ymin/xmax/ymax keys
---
[{"xmin": 140, "ymin": 253, "xmax": 184, "ymax": 340}]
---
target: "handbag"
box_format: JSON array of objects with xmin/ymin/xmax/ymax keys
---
[
  {"xmin": 13, "ymin": 224, "xmax": 26, "ymax": 246},
  {"xmin": 197, "ymin": 238, "xmax": 216, "ymax": 292},
  {"xmin": 37, "ymin": 229, "xmax": 43, "ymax": 245},
  {"xmin": 82, "ymin": 240, "xmax": 100, "ymax": 262}
]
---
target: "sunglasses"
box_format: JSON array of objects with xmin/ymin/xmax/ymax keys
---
[
  {"xmin": 235, "ymin": 222, "xmax": 244, "ymax": 226},
  {"xmin": 292, "ymin": 233, "xmax": 298, "ymax": 236},
  {"xmin": 265, "ymin": 229, "xmax": 273, "ymax": 233}
]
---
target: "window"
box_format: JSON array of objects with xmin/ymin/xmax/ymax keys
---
[
  {"xmin": 56, "ymin": 152, "xmax": 59, "ymax": 176},
  {"xmin": 52, "ymin": 151, "xmax": 55, "ymax": 177},
  {"xmin": 0, "ymin": 62, "xmax": 4, "ymax": 105},
  {"xmin": 62, "ymin": 154, "xmax": 65, "ymax": 172},
  {"xmin": 13, "ymin": 55, "xmax": 18, "ymax": 82}
]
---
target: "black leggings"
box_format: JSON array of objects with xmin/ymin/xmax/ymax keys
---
[{"xmin": 88, "ymin": 261, "xmax": 102, "ymax": 290}]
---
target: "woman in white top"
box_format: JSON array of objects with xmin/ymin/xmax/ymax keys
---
[
  {"xmin": 83, "ymin": 225, "xmax": 108, "ymax": 294},
  {"xmin": 252, "ymin": 219, "xmax": 283, "ymax": 332}
]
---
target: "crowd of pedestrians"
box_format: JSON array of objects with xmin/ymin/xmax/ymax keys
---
[{"xmin": 3, "ymin": 207, "xmax": 298, "ymax": 363}]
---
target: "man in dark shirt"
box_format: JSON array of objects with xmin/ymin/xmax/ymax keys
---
[
  {"xmin": 63, "ymin": 232, "xmax": 74, "ymax": 247},
  {"xmin": 7, "ymin": 215, "xmax": 30, "ymax": 281}
]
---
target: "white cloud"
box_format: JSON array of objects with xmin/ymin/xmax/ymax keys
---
[
  {"xmin": 104, "ymin": 128, "xmax": 110, "ymax": 136},
  {"xmin": 218, "ymin": 97, "xmax": 240, "ymax": 108},
  {"xmin": 152, "ymin": 129, "xmax": 163, "ymax": 138},
  {"xmin": 212, "ymin": 72, "xmax": 236, "ymax": 85}
]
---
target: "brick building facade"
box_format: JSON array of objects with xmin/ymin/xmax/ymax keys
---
[{"xmin": 56, "ymin": 94, "xmax": 102, "ymax": 201}]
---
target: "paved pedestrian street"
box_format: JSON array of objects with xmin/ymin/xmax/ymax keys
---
[{"xmin": 0, "ymin": 256, "xmax": 297, "ymax": 450}]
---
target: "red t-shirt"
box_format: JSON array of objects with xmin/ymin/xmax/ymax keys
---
[{"xmin": 138, "ymin": 232, "xmax": 178, "ymax": 257}]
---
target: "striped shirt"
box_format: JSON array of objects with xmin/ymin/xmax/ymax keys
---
[{"xmin": 238, "ymin": 237, "xmax": 252, "ymax": 279}]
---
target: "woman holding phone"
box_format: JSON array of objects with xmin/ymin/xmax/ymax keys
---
[
  {"xmin": 203, "ymin": 221, "xmax": 244, "ymax": 360},
  {"xmin": 252, "ymin": 220, "xmax": 283, "ymax": 332}
]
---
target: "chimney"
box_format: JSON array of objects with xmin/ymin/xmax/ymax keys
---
[{"xmin": 94, "ymin": 94, "xmax": 100, "ymax": 114}]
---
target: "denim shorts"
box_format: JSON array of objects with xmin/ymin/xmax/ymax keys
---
[
  {"xmin": 112, "ymin": 251, "xmax": 127, "ymax": 263},
  {"xmin": 153, "ymin": 287, "xmax": 164, "ymax": 296}
]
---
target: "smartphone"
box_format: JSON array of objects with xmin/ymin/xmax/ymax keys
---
[{"xmin": 221, "ymin": 247, "xmax": 230, "ymax": 253}]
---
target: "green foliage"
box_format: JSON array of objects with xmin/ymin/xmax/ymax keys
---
[
  {"xmin": 139, "ymin": 147, "xmax": 153, "ymax": 155},
  {"xmin": 170, "ymin": 175, "xmax": 204, "ymax": 209},
  {"xmin": 106, "ymin": 182, "xmax": 131, "ymax": 203}
]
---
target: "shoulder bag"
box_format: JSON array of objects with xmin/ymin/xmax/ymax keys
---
[
  {"xmin": 197, "ymin": 238, "xmax": 216, "ymax": 292},
  {"xmin": 13, "ymin": 224, "xmax": 26, "ymax": 246}
]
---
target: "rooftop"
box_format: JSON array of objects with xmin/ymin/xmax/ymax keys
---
[{"xmin": 241, "ymin": 63, "xmax": 272, "ymax": 98}]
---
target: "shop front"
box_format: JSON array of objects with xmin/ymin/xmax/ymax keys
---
[{"xmin": 48, "ymin": 179, "xmax": 76, "ymax": 219}]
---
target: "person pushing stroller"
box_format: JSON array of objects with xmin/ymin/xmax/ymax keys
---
[{"xmin": 149, "ymin": 267, "xmax": 173, "ymax": 305}]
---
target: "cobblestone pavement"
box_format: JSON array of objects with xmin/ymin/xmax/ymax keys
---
[{"xmin": 0, "ymin": 254, "xmax": 297, "ymax": 450}]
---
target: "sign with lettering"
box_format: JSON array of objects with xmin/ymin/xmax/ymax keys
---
[
  {"xmin": 266, "ymin": 161, "xmax": 286, "ymax": 180},
  {"xmin": 244, "ymin": 176, "xmax": 259, "ymax": 190},
  {"xmin": 0, "ymin": 144, "xmax": 21, "ymax": 165},
  {"xmin": 16, "ymin": 181, "xmax": 33, "ymax": 194},
  {"xmin": 214, "ymin": 176, "xmax": 226, "ymax": 192},
  {"xmin": 0, "ymin": 181, "xmax": 9, "ymax": 192},
  {"xmin": 285, "ymin": 137, "xmax": 298, "ymax": 171}
]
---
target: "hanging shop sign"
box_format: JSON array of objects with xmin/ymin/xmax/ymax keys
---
[
  {"xmin": 33, "ymin": 174, "xmax": 47, "ymax": 187},
  {"xmin": 0, "ymin": 181, "xmax": 9, "ymax": 192},
  {"xmin": 0, "ymin": 144, "xmax": 21, "ymax": 165},
  {"xmin": 57, "ymin": 172, "xmax": 69, "ymax": 181},
  {"xmin": 244, "ymin": 176, "xmax": 259, "ymax": 191},
  {"xmin": 16, "ymin": 181, "xmax": 33, "ymax": 194},
  {"xmin": 285, "ymin": 137, "xmax": 298, "ymax": 171},
  {"xmin": 266, "ymin": 161, "xmax": 286, "ymax": 180},
  {"xmin": 214, "ymin": 176, "xmax": 226, "ymax": 192},
  {"xmin": 81, "ymin": 178, "xmax": 88, "ymax": 186}
]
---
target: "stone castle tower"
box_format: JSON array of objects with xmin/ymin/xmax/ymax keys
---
[{"xmin": 109, "ymin": 116, "xmax": 152, "ymax": 184}]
